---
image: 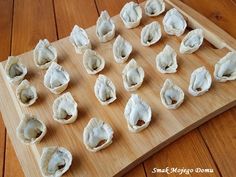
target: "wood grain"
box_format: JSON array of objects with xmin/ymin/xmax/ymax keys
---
[
  {"xmin": 3, "ymin": 0, "xmax": 58, "ymax": 177},
  {"xmin": 123, "ymin": 164, "xmax": 146, "ymax": 177},
  {"xmin": 144, "ymin": 130, "xmax": 220, "ymax": 177},
  {"xmin": 199, "ymin": 108, "xmax": 236, "ymax": 177},
  {"xmin": 0, "ymin": 1, "xmax": 236, "ymax": 176},
  {"xmin": 95, "ymin": 0, "xmax": 138, "ymax": 16},
  {"xmin": 53, "ymin": 0, "xmax": 98, "ymax": 38},
  {"xmin": 11, "ymin": 0, "xmax": 57, "ymax": 56},
  {"xmin": 181, "ymin": 0, "xmax": 236, "ymax": 39},
  {"xmin": 0, "ymin": 0, "xmax": 13, "ymax": 177}
]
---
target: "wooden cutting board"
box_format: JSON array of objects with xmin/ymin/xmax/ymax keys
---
[{"xmin": 0, "ymin": 0, "xmax": 235, "ymax": 176}]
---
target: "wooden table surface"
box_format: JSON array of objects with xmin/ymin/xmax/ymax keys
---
[{"xmin": 0, "ymin": 0, "xmax": 235, "ymax": 177}]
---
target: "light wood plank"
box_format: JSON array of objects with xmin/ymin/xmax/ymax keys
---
[
  {"xmin": 4, "ymin": 0, "xmax": 58, "ymax": 177},
  {"xmin": 144, "ymin": 130, "xmax": 220, "ymax": 177},
  {"xmin": 95, "ymin": 0, "xmax": 138, "ymax": 16},
  {"xmin": 0, "ymin": 0, "xmax": 14, "ymax": 176},
  {"xmin": 53, "ymin": 0, "xmax": 98, "ymax": 38},
  {"xmin": 4, "ymin": 136, "xmax": 24, "ymax": 177}
]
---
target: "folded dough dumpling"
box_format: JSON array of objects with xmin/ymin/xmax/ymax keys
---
[
  {"xmin": 96, "ymin": 11, "xmax": 115, "ymax": 43},
  {"xmin": 160, "ymin": 79, "xmax": 184, "ymax": 109},
  {"xmin": 156, "ymin": 45, "xmax": 178, "ymax": 73},
  {"xmin": 16, "ymin": 114, "xmax": 47, "ymax": 145},
  {"xmin": 83, "ymin": 117, "xmax": 113, "ymax": 152},
  {"xmin": 188, "ymin": 66, "xmax": 212, "ymax": 96},
  {"xmin": 83, "ymin": 49, "xmax": 105, "ymax": 74},
  {"xmin": 44, "ymin": 62, "xmax": 70, "ymax": 94},
  {"xmin": 180, "ymin": 29, "xmax": 204, "ymax": 54},
  {"xmin": 16, "ymin": 79, "xmax": 38, "ymax": 107},
  {"xmin": 122, "ymin": 59, "xmax": 144, "ymax": 91},
  {"xmin": 124, "ymin": 94, "xmax": 152, "ymax": 133},
  {"xmin": 163, "ymin": 8, "xmax": 187, "ymax": 36},
  {"xmin": 33, "ymin": 39, "xmax": 57, "ymax": 69},
  {"xmin": 141, "ymin": 21, "xmax": 162, "ymax": 46},
  {"xmin": 53, "ymin": 92, "xmax": 78, "ymax": 124},
  {"xmin": 69, "ymin": 25, "xmax": 91, "ymax": 54},
  {"xmin": 145, "ymin": 0, "xmax": 165, "ymax": 17},
  {"xmin": 40, "ymin": 146, "xmax": 72, "ymax": 177},
  {"xmin": 120, "ymin": 1, "xmax": 142, "ymax": 29},
  {"xmin": 4, "ymin": 56, "xmax": 27, "ymax": 85},
  {"xmin": 113, "ymin": 35, "xmax": 132, "ymax": 63},
  {"xmin": 94, "ymin": 74, "xmax": 116, "ymax": 105},
  {"xmin": 214, "ymin": 51, "xmax": 236, "ymax": 82}
]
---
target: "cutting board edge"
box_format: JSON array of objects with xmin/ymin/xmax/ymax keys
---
[
  {"xmin": 0, "ymin": 63, "xmax": 42, "ymax": 177},
  {"xmin": 114, "ymin": 99, "xmax": 236, "ymax": 177}
]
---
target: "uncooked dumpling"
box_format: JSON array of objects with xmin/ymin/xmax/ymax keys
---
[
  {"xmin": 44, "ymin": 62, "xmax": 70, "ymax": 94},
  {"xmin": 83, "ymin": 49, "xmax": 105, "ymax": 74},
  {"xmin": 69, "ymin": 25, "xmax": 91, "ymax": 54},
  {"xmin": 40, "ymin": 146, "xmax": 72, "ymax": 177},
  {"xmin": 16, "ymin": 114, "xmax": 47, "ymax": 145},
  {"xmin": 120, "ymin": 1, "xmax": 142, "ymax": 29},
  {"xmin": 180, "ymin": 29, "xmax": 204, "ymax": 54},
  {"xmin": 53, "ymin": 92, "xmax": 78, "ymax": 124},
  {"xmin": 145, "ymin": 0, "xmax": 165, "ymax": 17},
  {"xmin": 141, "ymin": 21, "xmax": 162, "ymax": 46},
  {"xmin": 94, "ymin": 74, "xmax": 116, "ymax": 105},
  {"xmin": 156, "ymin": 45, "xmax": 178, "ymax": 73},
  {"xmin": 4, "ymin": 56, "xmax": 27, "ymax": 85},
  {"xmin": 33, "ymin": 39, "xmax": 57, "ymax": 69},
  {"xmin": 188, "ymin": 66, "xmax": 212, "ymax": 96},
  {"xmin": 163, "ymin": 8, "xmax": 187, "ymax": 36},
  {"xmin": 124, "ymin": 94, "xmax": 152, "ymax": 133},
  {"xmin": 122, "ymin": 59, "xmax": 144, "ymax": 91},
  {"xmin": 160, "ymin": 79, "xmax": 184, "ymax": 109},
  {"xmin": 96, "ymin": 11, "xmax": 115, "ymax": 43},
  {"xmin": 16, "ymin": 80, "xmax": 38, "ymax": 107},
  {"xmin": 83, "ymin": 117, "xmax": 113, "ymax": 152},
  {"xmin": 214, "ymin": 52, "xmax": 236, "ymax": 82},
  {"xmin": 113, "ymin": 35, "xmax": 132, "ymax": 63}
]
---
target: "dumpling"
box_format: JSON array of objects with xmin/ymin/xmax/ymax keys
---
[
  {"xmin": 145, "ymin": 0, "xmax": 165, "ymax": 17},
  {"xmin": 124, "ymin": 94, "xmax": 152, "ymax": 133},
  {"xmin": 122, "ymin": 59, "xmax": 144, "ymax": 91},
  {"xmin": 16, "ymin": 80, "xmax": 38, "ymax": 107},
  {"xmin": 40, "ymin": 146, "xmax": 72, "ymax": 177},
  {"xmin": 113, "ymin": 35, "xmax": 132, "ymax": 63},
  {"xmin": 94, "ymin": 74, "xmax": 116, "ymax": 105},
  {"xmin": 188, "ymin": 66, "xmax": 212, "ymax": 96},
  {"xmin": 156, "ymin": 45, "xmax": 178, "ymax": 73},
  {"xmin": 53, "ymin": 92, "xmax": 78, "ymax": 124},
  {"xmin": 214, "ymin": 51, "xmax": 236, "ymax": 82},
  {"xmin": 16, "ymin": 114, "xmax": 47, "ymax": 145},
  {"xmin": 44, "ymin": 62, "xmax": 70, "ymax": 94},
  {"xmin": 160, "ymin": 79, "xmax": 184, "ymax": 109},
  {"xmin": 83, "ymin": 49, "xmax": 105, "ymax": 74},
  {"xmin": 83, "ymin": 117, "xmax": 113, "ymax": 152},
  {"xmin": 33, "ymin": 39, "xmax": 57, "ymax": 69},
  {"xmin": 180, "ymin": 29, "xmax": 204, "ymax": 54},
  {"xmin": 163, "ymin": 8, "xmax": 187, "ymax": 36},
  {"xmin": 141, "ymin": 21, "xmax": 162, "ymax": 46},
  {"xmin": 69, "ymin": 25, "xmax": 91, "ymax": 54},
  {"xmin": 96, "ymin": 11, "xmax": 115, "ymax": 43},
  {"xmin": 4, "ymin": 56, "xmax": 27, "ymax": 85},
  {"xmin": 120, "ymin": 1, "xmax": 142, "ymax": 29}
]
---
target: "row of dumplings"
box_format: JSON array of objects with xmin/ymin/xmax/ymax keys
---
[{"xmin": 3, "ymin": 1, "xmax": 236, "ymax": 176}]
